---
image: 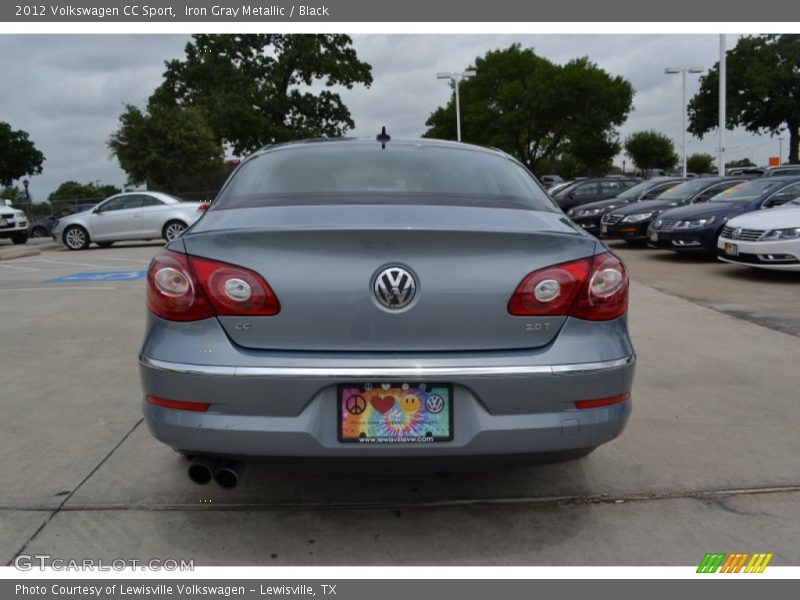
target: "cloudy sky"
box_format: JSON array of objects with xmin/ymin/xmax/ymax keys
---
[{"xmin": 0, "ymin": 33, "xmax": 786, "ymax": 202}]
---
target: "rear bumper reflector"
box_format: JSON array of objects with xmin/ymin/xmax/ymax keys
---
[
  {"xmin": 574, "ymin": 393, "xmax": 630, "ymax": 410},
  {"xmin": 146, "ymin": 395, "xmax": 210, "ymax": 412}
]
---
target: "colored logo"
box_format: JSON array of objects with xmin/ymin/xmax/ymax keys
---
[
  {"xmin": 345, "ymin": 395, "xmax": 367, "ymax": 415},
  {"xmin": 697, "ymin": 552, "xmax": 773, "ymax": 573}
]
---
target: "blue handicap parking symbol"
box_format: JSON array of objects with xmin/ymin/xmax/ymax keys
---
[{"xmin": 46, "ymin": 270, "xmax": 147, "ymax": 283}]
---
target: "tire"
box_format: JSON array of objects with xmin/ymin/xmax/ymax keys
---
[
  {"xmin": 163, "ymin": 220, "xmax": 187, "ymax": 242},
  {"xmin": 10, "ymin": 232, "xmax": 28, "ymax": 245},
  {"xmin": 96, "ymin": 241, "xmax": 114, "ymax": 248},
  {"xmin": 63, "ymin": 225, "xmax": 90, "ymax": 250},
  {"xmin": 30, "ymin": 226, "xmax": 48, "ymax": 238}
]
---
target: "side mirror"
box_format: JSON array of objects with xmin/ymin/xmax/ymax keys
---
[{"xmin": 93, "ymin": 206, "xmax": 102, "ymax": 214}]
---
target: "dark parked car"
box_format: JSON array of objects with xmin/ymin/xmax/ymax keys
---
[
  {"xmin": 551, "ymin": 177, "xmax": 640, "ymax": 212},
  {"xmin": 539, "ymin": 174, "xmax": 564, "ymax": 188},
  {"xmin": 29, "ymin": 204, "xmax": 98, "ymax": 238},
  {"xmin": 599, "ymin": 177, "xmax": 746, "ymax": 243},
  {"xmin": 566, "ymin": 178, "xmax": 686, "ymax": 234},
  {"xmin": 647, "ymin": 177, "xmax": 800, "ymax": 254},
  {"xmin": 762, "ymin": 164, "xmax": 800, "ymax": 177}
]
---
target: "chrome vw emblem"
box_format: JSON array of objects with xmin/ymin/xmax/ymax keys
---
[{"xmin": 374, "ymin": 266, "xmax": 416, "ymax": 309}]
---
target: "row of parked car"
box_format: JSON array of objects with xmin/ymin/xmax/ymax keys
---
[{"xmin": 559, "ymin": 174, "xmax": 800, "ymax": 272}]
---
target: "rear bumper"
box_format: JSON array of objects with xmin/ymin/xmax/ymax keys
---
[{"xmin": 139, "ymin": 316, "xmax": 635, "ymax": 459}]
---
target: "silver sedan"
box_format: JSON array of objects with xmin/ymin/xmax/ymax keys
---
[
  {"xmin": 52, "ymin": 191, "xmax": 203, "ymax": 250},
  {"xmin": 138, "ymin": 138, "xmax": 635, "ymax": 487}
]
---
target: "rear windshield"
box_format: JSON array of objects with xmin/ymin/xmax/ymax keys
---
[
  {"xmin": 710, "ymin": 180, "xmax": 781, "ymax": 202},
  {"xmin": 214, "ymin": 143, "xmax": 557, "ymax": 212}
]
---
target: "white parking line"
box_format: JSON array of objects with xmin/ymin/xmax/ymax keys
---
[
  {"xmin": 90, "ymin": 256, "xmax": 152, "ymax": 263},
  {"xmin": 0, "ymin": 263, "xmax": 42, "ymax": 271},
  {"xmin": 0, "ymin": 286, "xmax": 118, "ymax": 292},
  {"xmin": 32, "ymin": 258, "xmax": 117, "ymax": 269}
]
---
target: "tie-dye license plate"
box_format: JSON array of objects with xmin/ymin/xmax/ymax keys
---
[{"xmin": 338, "ymin": 383, "xmax": 453, "ymax": 443}]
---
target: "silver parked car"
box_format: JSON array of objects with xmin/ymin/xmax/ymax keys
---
[
  {"xmin": 139, "ymin": 138, "xmax": 635, "ymax": 487},
  {"xmin": 52, "ymin": 191, "xmax": 203, "ymax": 250}
]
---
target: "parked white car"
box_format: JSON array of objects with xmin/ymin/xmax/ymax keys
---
[
  {"xmin": 52, "ymin": 192, "xmax": 203, "ymax": 250},
  {"xmin": 0, "ymin": 199, "xmax": 29, "ymax": 245},
  {"xmin": 717, "ymin": 197, "xmax": 800, "ymax": 271}
]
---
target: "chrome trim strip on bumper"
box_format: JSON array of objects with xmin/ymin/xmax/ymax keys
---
[{"xmin": 139, "ymin": 354, "xmax": 635, "ymax": 379}]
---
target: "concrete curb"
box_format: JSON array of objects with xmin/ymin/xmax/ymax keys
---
[
  {"xmin": 31, "ymin": 242, "xmax": 64, "ymax": 252},
  {"xmin": 0, "ymin": 247, "xmax": 41, "ymax": 261}
]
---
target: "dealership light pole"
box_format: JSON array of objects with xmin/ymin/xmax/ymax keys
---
[
  {"xmin": 718, "ymin": 34, "xmax": 727, "ymax": 175},
  {"xmin": 436, "ymin": 69, "xmax": 476, "ymax": 142},
  {"xmin": 665, "ymin": 67, "xmax": 704, "ymax": 177}
]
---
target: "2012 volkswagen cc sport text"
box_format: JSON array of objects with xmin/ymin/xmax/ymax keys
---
[{"xmin": 139, "ymin": 138, "xmax": 635, "ymax": 486}]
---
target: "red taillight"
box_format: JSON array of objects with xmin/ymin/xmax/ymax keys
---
[
  {"xmin": 571, "ymin": 253, "xmax": 629, "ymax": 321},
  {"xmin": 508, "ymin": 257, "xmax": 592, "ymax": 316},
  {"xmin": 508, "ymin": 252, "xmax": 628, "ymax": 321},
  {"xmin": 575, "ymin": 393, "xmax": 629, "ymax": 409},
  {"xmin": 147, "ymin": 249, "xmax": 280, "ymax": 321},
  {"xmin": 147, "ymin": 395, "xmax": 210, "ymax": 412},
  {"xmin": 189, "ymin": 255, "xmax": 280, "ymax": 316},
  {"xmin": 197, "ymin": 203, "xmax": 209, "ymax": 213},
  {"xmin": 147, "ymin": 250, "xmax": 213, "ymax": 321}
]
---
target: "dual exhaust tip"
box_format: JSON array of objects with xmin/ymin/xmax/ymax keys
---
[{"xmin": 188, "ymin": 458, "xmax": 241, "ymax": 489}]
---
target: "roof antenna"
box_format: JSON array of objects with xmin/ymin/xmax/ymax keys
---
[{"xmin": 376, "ymin": 126, "xmax": 391, "ymax": 149}]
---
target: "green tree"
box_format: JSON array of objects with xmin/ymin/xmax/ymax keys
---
[
  {"xmin": 686, "ymin": 152, "xmax": 716, "ymax": 174},
  {"xmin": 423, "ymin": 45, "xmax": 633, "ymax": 173},
  {"xmin": 48, "ymin": 181, "xmax": 121, "ymax": 203},
  {"xmin": 108, "ymin": 104, "xmax": 223, "ymax": 192},
  {"xmin": 1, "ymin": 185, "xmax": 27, "ymax": 204},
  {"xmin": 150, "ymin": 34, "xmax": 373, "ymax": 155},
  {"xmin": 624, "ymin": 131, "xmax": 679, "ymax": 177},
  {"xmin": 688, "ymin": 34, "xmax": 800, "ymax": 164},
  {"xmin": 0, "ymin": 121, "xmax": 45, "ymax": 186}
]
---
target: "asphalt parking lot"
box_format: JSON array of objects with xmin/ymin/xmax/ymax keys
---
[{"xmin": 1, "ymin": 240, "xmax": 799, "ymax": 566}]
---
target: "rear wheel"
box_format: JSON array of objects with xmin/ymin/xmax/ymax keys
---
[
  {"xmin": 163, "ymin": 220, "xmax": 187, "ymax": 242},
  {"xmin": 30, "ymin": 226, "xmax": 47, "ymax": 238},
  {"xmin": 63, "ymin": 225, "xmax": 90, "ymax": 250},
  {"xmin": 10, "ymin": 232, "xmax": 28, "ymax": 245},
  {"xmin": 96, "ymin": 241, "xmax": 114, "ymax": 248}
]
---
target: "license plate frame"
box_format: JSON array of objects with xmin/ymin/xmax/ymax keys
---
[
  {"xmin": 724, "ymin": 242, "xmax": 739, "ymax": 256},
  {"xmin": 337, "ymin": 382, "xmax": 454, "ymax": 444}
]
